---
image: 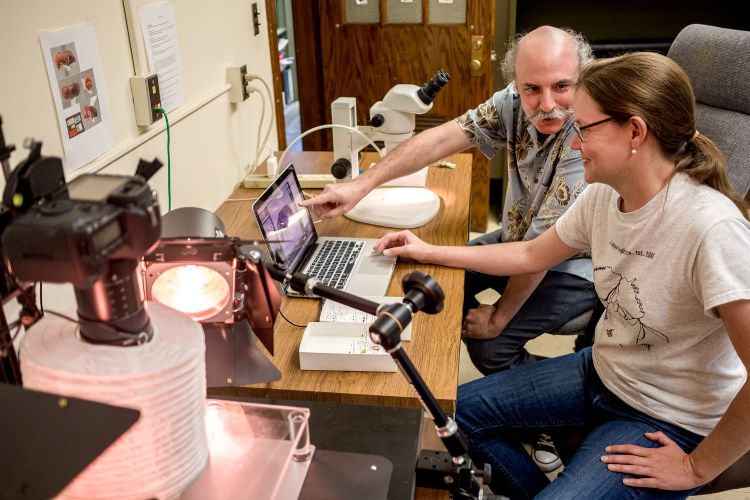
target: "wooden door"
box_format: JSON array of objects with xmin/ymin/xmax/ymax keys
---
[{"xmin": 293, "ymin": 0, "xmax": 495, "ymax": 232}]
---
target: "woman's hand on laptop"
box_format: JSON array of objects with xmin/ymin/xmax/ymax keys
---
[
  {"xmin": 374, "ymin": 230, "xmax": 434, "ymax": 262},
  {"xmin": 298, "ymin": 180, "xmax": 369, "ymax": 219}
]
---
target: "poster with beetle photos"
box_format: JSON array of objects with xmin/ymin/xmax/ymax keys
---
[{"xmin": 41, "ymin": 23, "xmax": 114, "ymax": 172}]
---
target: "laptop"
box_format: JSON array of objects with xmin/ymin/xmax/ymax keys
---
[{"xmin": 252, "ymin": 164, "xmax": 396, "ymax": 297}]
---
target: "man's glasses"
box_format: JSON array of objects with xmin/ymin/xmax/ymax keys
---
[{"xmin": 573, "ymin": 117, "xmax": 614, "ymax": 142}]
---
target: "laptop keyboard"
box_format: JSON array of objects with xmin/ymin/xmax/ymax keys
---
[{"xmin": 306, "ymin": 240, "xmax": 364, "ymax": 290}]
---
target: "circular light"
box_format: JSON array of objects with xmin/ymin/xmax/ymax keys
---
[{"xmin": 151, "ymin": 265, "xmax": 231, "ymax": 321}]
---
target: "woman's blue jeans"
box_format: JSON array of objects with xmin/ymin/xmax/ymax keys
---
[{"xmin": 456, "ymin": 348, "xmax": 705, "ymax": 499}]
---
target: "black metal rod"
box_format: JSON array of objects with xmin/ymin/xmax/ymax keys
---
[
  {"xmin": 303, "ymin": 280, "xmax": 380, "ymax": 315},
  {"xmin": 391, "ymin": 348, "xmax": 447, "ymax": 426},
  {"xmin": 390, "ymin": 347, "xmax": 469, "ymax": 459},
  {"xmin": 263, "ymin": 264, "xmax": 380, "ymax": 315},
  {"xmin": 261, "ymin": 260, "xmax": 470, "ymax": 459}
]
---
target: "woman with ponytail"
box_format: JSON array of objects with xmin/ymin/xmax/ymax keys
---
[{"xmin": 374, "ymin": 52, "xmax": 750, "ymax": 498}]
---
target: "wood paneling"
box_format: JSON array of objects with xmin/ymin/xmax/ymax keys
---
[
  {"xmin": 293, "ymin": 0, "xmax": 494, "ymax": 231},
  {"xmin": 291, "ymin": 0, "xmax": 327, "ymax": 151}
]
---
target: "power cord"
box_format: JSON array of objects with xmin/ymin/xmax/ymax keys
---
[
  {"xmin": 278, "ymin": 306, "xmax": 308, "ymax": 328},
  {"xmin": 244, "ymin": 84, "xmax": 265, "ymax": 175},
  {"xmin": 278, "ymin": 123, "xmax": 384, "ymax": 173},
  {"xmin": 155, "ymin": 107, "xmax": 171, "ymax": 210},
  {"xmin": 44, "ymin": 309, "xmax": 82, "ymax": 325},
  {"xmin": 244, "ymin": 74, "xmax": 275, "ymax": 173},
  {"xmin": 0, "ymin": 264, "xmax": 44, "ymax": 354}
]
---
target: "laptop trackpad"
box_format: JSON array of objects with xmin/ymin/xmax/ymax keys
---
[{"xmin": 358, "ymin": 252, "xmax": 396, "ymax": 274}]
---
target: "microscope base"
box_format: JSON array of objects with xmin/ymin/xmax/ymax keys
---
[{"xmin": 345, "ymin": 187, "xmax": 440, "ymax": 228}]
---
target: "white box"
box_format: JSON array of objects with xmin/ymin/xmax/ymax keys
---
[
  {"xmin": 299, "ymin": 322, "xmax": 396, "ymax": 372},
  {"xmin": 319, "ymin": 296, "xmax": 413, "ymax": 341}
]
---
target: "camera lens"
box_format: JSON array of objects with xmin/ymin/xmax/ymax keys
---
[{"xmin": 417, "ymin": 70, "xmax": 450, "ymax": 105}]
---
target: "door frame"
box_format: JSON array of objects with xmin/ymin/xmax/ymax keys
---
[
  {"xmin": 284, "ymin": 0, "xmax": 495, "ymax": 231},
  {"xmin": 265, "ymin": 0, "xmax": 287, "ymax": 150}
]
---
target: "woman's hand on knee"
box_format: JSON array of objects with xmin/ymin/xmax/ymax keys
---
[{"xmin": 600, "ymin": 431, "xmax": 704, "ymax": 490}]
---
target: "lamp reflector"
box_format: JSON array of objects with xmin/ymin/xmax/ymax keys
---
[{"xmin": 151, "ymin": 264, "xmax": 231, "ymax": 321}]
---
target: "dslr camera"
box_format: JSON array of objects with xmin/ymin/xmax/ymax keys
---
[
  {"xmin": 3, "ymin": 173, "xmax": 160, "ymax": 287},
  {"xmin": 1, "ymin": 140, "xmax": 162, "ymax": 345}
]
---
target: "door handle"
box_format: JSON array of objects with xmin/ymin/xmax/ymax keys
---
[{"xmin": 470, "ymin": 36, "xmax": 485, "ymax": 76}]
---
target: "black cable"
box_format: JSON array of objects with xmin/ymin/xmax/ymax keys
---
[
  {"xmin": 38, "ymin": 282, "xmax": 44, "ymax": 315},
  {"xmin": 44, "ymin": 309, "xmax": 82, "ymax": 325},
  {"xmin": 2, "ymin": 260, "xmax": 43, "ymax": 320},
  {"xmin": 277, "ymin": 306, "xmax": 308, "ymax": 328},
  {"xmin": 0, "ymin": 321, "xmax": 22, "ymax": 354}
]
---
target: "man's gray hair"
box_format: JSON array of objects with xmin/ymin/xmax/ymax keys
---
[{"xmin": 501, "ymin": 27, "xmax": 594, "ymax": 85}]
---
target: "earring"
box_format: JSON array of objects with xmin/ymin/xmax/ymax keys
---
[{"xmin": 631, "ymin": 148, "xmax": 637, "ymax": 155}]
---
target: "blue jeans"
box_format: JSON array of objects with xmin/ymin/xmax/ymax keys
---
[
  {"xmin": 456, "ymin": 348, "xmax": 704, "ymax": 499},
  {"xmin": 463, "ymin": 229, "xmax": 598, "ymax": 375}
]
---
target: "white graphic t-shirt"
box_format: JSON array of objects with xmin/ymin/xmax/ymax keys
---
[{"xmin": 556, "ymin": 173, "xmax": 750, "ymax": 435}]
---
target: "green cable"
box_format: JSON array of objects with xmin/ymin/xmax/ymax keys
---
[{"xmin": 156, "ymin": 107, "xmax": 171, "ymax": 211}]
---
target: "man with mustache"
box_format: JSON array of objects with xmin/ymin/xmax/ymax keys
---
[{"xmin": 302, "ymin": 26, "xmax": 598, "ymax": 468}]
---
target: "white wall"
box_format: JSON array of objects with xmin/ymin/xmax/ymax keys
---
[{"xmin": 0, "ymin": 0, "xmax": 278, "ymax": 311}]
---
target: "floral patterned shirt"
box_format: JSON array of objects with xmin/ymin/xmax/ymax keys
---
[{"xmin": 456, "ymin": 83, "xmax": 592, "ymax": 280}]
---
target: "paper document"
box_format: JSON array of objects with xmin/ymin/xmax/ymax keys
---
[
  {"xmin": 139, "ymin": 1, "xmax": 185, "ymax": 112},
  {"xmin": 319, "ymin": 296, "xmax": 413, "ymax": 341}
]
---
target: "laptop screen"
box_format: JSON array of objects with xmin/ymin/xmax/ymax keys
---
[{"xmin": 253, "ymin": 165, "xmax": 317, "ymax": 272}]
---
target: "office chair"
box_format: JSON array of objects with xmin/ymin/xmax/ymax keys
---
[
  {"xmin": 667, "ymin": 23, "xmax": 750, "ymax": 494},
  {"xmin": 669, "ymin": 24, "xmax": 750, "ymax": 200}
]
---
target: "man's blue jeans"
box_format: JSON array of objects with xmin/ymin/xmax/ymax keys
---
[
  {"xmin": 456, "ymin": 348, "xmax": 705, "ymax": 499},
  {"xmin": 463, "ymin": 229, "xmax": 598, "ymax": 374}
]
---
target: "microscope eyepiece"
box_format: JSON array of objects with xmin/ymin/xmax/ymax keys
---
[{"xmin": 416, "ymin": 70, "xmax": 450, "ymax": 105}]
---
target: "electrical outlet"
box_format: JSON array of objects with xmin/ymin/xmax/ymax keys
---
[
  {"xmin": 252, "ymin": 3, "xmax": 260, "ymax": 36},
  {"xmin": 130, "ymin": 73, "xmax": 162, "ymax": 126},
  {"xmin": 226, "ymin": 65, "xmax": 249, "ymax": 103}
]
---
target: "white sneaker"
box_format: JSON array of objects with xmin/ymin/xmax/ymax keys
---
[{"xmin": 532, "ymin": 434, "xmax": 562, "ymax": 472}]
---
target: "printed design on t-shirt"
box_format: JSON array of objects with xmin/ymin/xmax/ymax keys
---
[
  {"xmin": 595, "ymin": 266, "xmax": 669, "ymax": 350},
  {"xmin": 608, "ymin": 241, "xmax": 656, "ymax": 260}
]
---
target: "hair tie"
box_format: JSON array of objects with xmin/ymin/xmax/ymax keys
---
[{"xmin": 691, "ymin": 130, "xmax": 700, "ymax": 141}]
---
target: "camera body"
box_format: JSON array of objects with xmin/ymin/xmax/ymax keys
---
[{"xmin": 3, "ymin": 173, "xmax": 161, "ymax": 289}]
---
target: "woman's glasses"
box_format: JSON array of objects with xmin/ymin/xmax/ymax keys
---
[{"xmin": 573, "ymin": 117, "xmax": 614, "ymax": 142}]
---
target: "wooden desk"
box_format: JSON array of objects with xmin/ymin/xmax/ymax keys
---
[{"xmin": 211, "ymin": 151, "xmax": 470, "ymax": 413}]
